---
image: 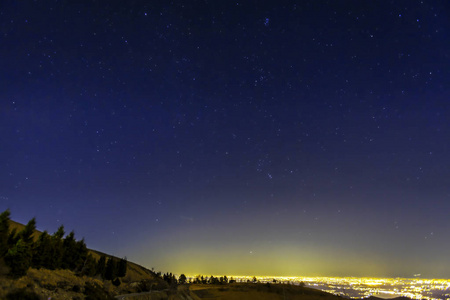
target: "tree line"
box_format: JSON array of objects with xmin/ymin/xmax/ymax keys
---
[
  {"xmin": 159, "ymin": 273, "xmax": 237, "ymax": 285},
  {"xmin": 0, "ymin": 209, "xmax": 126, "ymax": 283}
]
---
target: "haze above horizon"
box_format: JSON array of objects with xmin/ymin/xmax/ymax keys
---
[{"xmin": 1, "ymin": 1, "xmax": 449, "ymax": 279}]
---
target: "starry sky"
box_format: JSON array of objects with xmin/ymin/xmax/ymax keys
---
[{"xmin": 1, "ymin": 1, "xmax": 450, "ymax": 278}]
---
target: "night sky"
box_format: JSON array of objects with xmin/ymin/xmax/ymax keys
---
[{"xmin": 1, "ymin": 1, "xmax": 450, "ymax": 278}]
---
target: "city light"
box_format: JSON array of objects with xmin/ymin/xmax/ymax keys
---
[{"xmin": 186, "ymin": 275, "xmax": 450, "ymax": 300}]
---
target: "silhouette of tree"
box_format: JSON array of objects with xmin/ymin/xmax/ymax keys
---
[
  {"xmin": 178, "ymin": 274, "xmax": 187, "ymax": 284},
  {"xmin": 194, "ymin": 275, "xmax": 201, "ymax": 284},
  {"xmin": 7, "ymin": 228, "xmax": 19, "ymax": 248},
  {"xmin": 4, "ymin": 239, "xmax": 32, "ymax": 278},
  {"xmin": 49, "ymin": 225, "xmax": 65, "ymax": 269},
  {"xmin": 96, "ymin": 255, "xmax": 106, "ymax": 278},
  {"xmin": 62, "ymin": 231, "xmax": 77, "ymax": 269},
  {"xmin": 163, "ymin": 272, "xmax": 177, "ymax": 285},
  {"xmin": 104, "ymin": 258, "xmax": 117, "ymax": 280},
  {"xmin": 81, "ymin": 254, "xmax": 97, "ymax": 277},
  {"xmin": 32, "ymin": 231, "xmax": 52, "ymax": 269},
  {"xmin": 53, "ymin": 225, "xmax": 65, "ymax": 240},
  {"xmin": 117, "ymin": 257, "xmax": 127, "ymax": 277},
  {"xmin": 209, "ymin": 275, "xmax": 219, "ymax": 284},
  {"xmin": 4, "ymin": 217, "xmax": 36, "ymax": 277},
  {"xmin": 0, "ymin": 209, "xmax": 11, "ymax": 257},
  {"xmin": 74, "ymin": 238, "xmax": 88, "ymax": 271},
  {"xmin": 19, "ymin": 218, "xmax": 36, "ymax": 244}
]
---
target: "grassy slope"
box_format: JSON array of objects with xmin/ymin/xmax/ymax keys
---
[
  {"xmin": 1, "ymin": 220, "xmax": 161, "ymax": 299},
  {"xmin": 7, "ymin": 220, "xmax": 155, "ymax": 282}
]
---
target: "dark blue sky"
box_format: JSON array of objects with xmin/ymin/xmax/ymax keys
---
[{"xmin": 1, "ymin": 1, "xmax": 450, "ymax": 277}]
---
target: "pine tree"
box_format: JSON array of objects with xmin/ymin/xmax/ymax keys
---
[
  {"xmin": 5, "ymin": 217, "xmax": 36, "ymax": 277},
  {"xmin": 32, "ymin": 231, "xmax": 52, "ymax": 269},
  {"xmin": 4, "ymin": 239, "xmax": 32, "ymax": 278},
  {"xmin": 74, "ymin": 238, "xmax": 88, "ymax": 271},
  {"xmin": 0, "ymin": 209, "xmax": 11, "ymax": 257},
  {"xmin": 19, "ymin": 217, "xmax": 36, "ymax": 244},
  {"xmin": 104, "ymin": 258, "xmax": 117, "ymax": 280},
  {"xmin": 81, "ymin": 254, "xmax": 97, "ymax": 277},
  {"xmin": 96, "ymin": 255, "xmax": 106, "ymax": 278},
  {"xmin": 179, "ymin": 274, "xmax": 187, "ymax": 284},
  {"xmin": 62, "ymin": 231, "xmax": 77, "ymax": 269},
  {"xmin": 49, "ymin": 225, "xmax": 65, "ymax": 269},
  {"xmin": 7, "ymin": 228, "xmax": 19, "ymax": 248},
  {"xmin": 117, "ymin": 257, "xmax": 127, "ymax": 277}
]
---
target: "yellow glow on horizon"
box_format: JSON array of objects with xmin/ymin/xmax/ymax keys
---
[{"xmin": 178, "ymin": 276, "xmax": 450, "ymax": 300}]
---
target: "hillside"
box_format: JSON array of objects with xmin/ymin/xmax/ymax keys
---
[
  {"xmin": 1, "ymin": 220, "xmax": 168, "ymax": 299},
  {"xmin": 117, "ymin": 282, "xmax": 348, "ymax": 300},
  {"xmin": 7, "ymin": 220, "xmax": 155, "ymax": 281},
  {"xmin": 187, "ymin": 283, "xmax": 345, "ymax": 300}
]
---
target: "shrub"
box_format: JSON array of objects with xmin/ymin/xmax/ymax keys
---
[
  {"xmin": 6, "ymin": 288, "xmax": 41, "ymax": 300},
  {"xmin": 84, "ymin": 282, "xmax": 115, "ymax": 300},
  {"xmin": 72, "ymin": 285, "xmax": 81, "ymax": 292},
  {"xmin": 112, "ymin": 278, "xmax": 121, "ymax": 286}
]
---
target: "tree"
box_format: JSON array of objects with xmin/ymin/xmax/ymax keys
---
[
  {"xmin": 73, "ymin": 238, "xmax": 88, "ymax": 271},
  {"xmin": 4, "ymin": 239, "xmax": 32, "ymax": 278},
  {"xmin": 81, "ymin": 254, "xmax": 97, "ymax": 277},
  {"xmin": 117, "ymin": 257, "xmax": 127, "ymax": 277},
  {"xmin": 104, "ymin": 258, "xmax": 117, "ymax": 280},
  {"xmin": 96, "ymin": 255, "xmax": 106, "ymax": 278},
  {"xmin": 62, "ymin": 231, "xmax": 77, "ymax": 270},
  {"xmin": 19, "ymin": 217, "xmax": 36, "ymax": 244},
  {"xmin": 163, "ymin": 272, "xmax": 177, "ymax": 285},
  {"xmin": 209, "ymin": 276, "xmax": 219, "ymax": 284},
  {"xmin": 32, "ymin": 231, "xmax": 52, "ymax": 269},
  {"xmin": 219, "ymin": 276, "xmax": 228, "ymax": 284},
  {"xmin": 53, "ymin": 225, "xmax": 65, "ymax": 240},
  {"xmin": 178, "ymin": 274, "xmax": 187, "ymax": 284},
  {"xmin": 7, "ymin": 228, "xmax": 19, "ymax": 248},
  {"xmin": 0, "ymin": 209, "xmax": 11, "ymax": 257},
  {"xmin": 49, "ymin": 225, "xmax": 65, "ymax": 269},
  {"xmin": 4, "ymin": 217, "xmax": 36, "ymax": 277},
  {"xmin": 194, "ymin": 275, "xmax": 202, "ymax": 284}
]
